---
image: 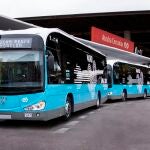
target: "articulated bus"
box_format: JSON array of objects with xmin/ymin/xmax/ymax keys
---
[
  {"xmin": 107, "ymin": 59, "xmax": 150, "ymax": 101},
  {"xmin": 0, "ymin": 28, "xmax": 108, "ymax": 121},
  {"xmin": 74, "ymin": 37, "xmax": 150, "ymax": 101}
]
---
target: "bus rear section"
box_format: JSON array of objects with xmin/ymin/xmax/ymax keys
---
[
  {"xmin": 107, "ymin": 60, "xmax": 150, "ymax": 101},
  {"xmin": 0, "ymin": 29, "xmax": 108, "ymax": 121}
]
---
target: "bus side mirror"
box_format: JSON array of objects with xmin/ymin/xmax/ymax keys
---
[{"xmin": 48, "ymin": 56, "xmax": 54, "ymax": 72}]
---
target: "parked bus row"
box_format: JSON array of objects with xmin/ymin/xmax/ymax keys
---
[
  {"xmin": 0, "ymin": 28, "xmax": 149, "ymax": 121},
  {"xmin": 76, "ymin": 36, "xmax": 150, "ymax": 101},
  {"xmin": 107, "ymin": 59, "xmax": 150, "ymax": 101}
]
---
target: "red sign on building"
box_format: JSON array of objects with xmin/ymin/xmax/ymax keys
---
[{"xmin": 91, "ymin": 27, "xmax": 134, "ymax": 53}]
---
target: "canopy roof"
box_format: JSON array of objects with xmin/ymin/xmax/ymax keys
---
[
  {"xmin": 0, "ymin": 15, "xmax": 149, "ymax": 65},
  {"xmin": 75, "ymin": 37, "xmax": 150, "ymax": 65}
]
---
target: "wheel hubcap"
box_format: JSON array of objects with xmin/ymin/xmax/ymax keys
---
[
  {"xmin": 144, "ymin": 92, "xmax": 147, "ymax": 98},
  {"xmin": 65, "ymin": 101, "xmax": 71, "ymax": 118},
  {"xmin": 97, "ymin": 99, "xmax": 100, "ymax": 106},
  {"xmin": 122, "ymin": 92, "xmax": 126, "ymax": 101}
]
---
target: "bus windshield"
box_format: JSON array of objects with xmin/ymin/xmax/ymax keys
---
[{"xmin": 0, "ymin": 50, "xmax": 44, "ymax": 94}]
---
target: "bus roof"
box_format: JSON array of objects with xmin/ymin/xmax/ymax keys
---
[
  {"xmin": 1, "ymin": 27, "xmax": 106, "ymax": 57},
  {"xmin": 75, "ymin": 37, "xmax": 150, "ymax": 66},
  {"xmin": 107, "ymin": 59, "xmax": 149, "ymax": 68},
  {"xmin": 0, "ymin": 15, "xmax": 38, "ymax": 30}
]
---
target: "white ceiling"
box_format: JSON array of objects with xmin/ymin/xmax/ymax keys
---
[{"xmin": 1, "ymin": 0, "xmax": 150, "ymax": 18}]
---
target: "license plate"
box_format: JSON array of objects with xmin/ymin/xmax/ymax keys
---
[
  {"xmin": 0, "ymin": 114, "xmax": 11, "ymax": 119},
  {"xmin": 24, "ymin": 113, "xmax": 32, "ymax": 118}
]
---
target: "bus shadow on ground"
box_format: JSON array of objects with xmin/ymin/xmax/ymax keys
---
[
  {"xmin": 0, "ymin": 106, "xmax": 103, "ymax": 129},
  {"xmin": 106, "ymin": 97, "xmax": 148, "ymax": 104},
  {"xmin": 0, "ymin": 117, "xmax": 65, "ymax": 130},
  {"xmin": 0, "ymin": 97, "xmax": 148, "ymax": 129}
]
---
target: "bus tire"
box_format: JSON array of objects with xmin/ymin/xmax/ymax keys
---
[
  {"xmin": 96, "ymin": 91, "xmax": 101, "ymax": 108},
  {"xmin": 64, "ymin": 96, "xmax": 72, "ymax": 120},
  {"xmin": 121, "ymin": 90, "xmax": 127, "ymax": 102},
  {"xmin": 143, "ymin": 89, "xmax": 147, "ymax": 99}
]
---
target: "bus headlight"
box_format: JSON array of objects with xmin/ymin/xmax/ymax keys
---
[
  {"xmin": 108, "ymin": 92, "xmax": 112, "ymax": 95},
  {"xmin": 24, "ymin": 101, "xmax": 46, "ymax": 111}
]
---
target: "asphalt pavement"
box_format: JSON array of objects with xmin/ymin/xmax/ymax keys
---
[{"xmin": 0, "ymin": 98, "xmax": 150, "ymax": 150}]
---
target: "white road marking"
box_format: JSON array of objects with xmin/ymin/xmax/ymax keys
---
[
  {"xmin": 53, "ymin": 128, "xmax": 70, "ymax": 134},
  {"xmin": 66, "ymin": 121, "xmax": 79, "ymax": 126},
  {"xmin": 88, "ymin": 111, "xmax": 95, "ymax": 114},
  {"xmin": 78, "ymin": 115, "xmax": 88, "ymax": 119},
  {"xmin": 112, "ymin": 103, "xmax": 121, "ymax": 106},
  {"xmin": 125, "ymin": 102, "xmax": 133, "ymax": 104}
]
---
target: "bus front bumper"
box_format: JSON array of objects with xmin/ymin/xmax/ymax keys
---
[{"xmin": 0, "ymin": 108, "xmax": 64, "ymax": 121}]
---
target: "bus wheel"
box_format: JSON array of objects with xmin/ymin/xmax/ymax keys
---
[
  {"xmin": 121, "ymin": 91, "xmax": 127, "ymax": 102},
  {"xmin": 143, "ymin": 90, "xmax": 147, "ymax": 99},
  {"xmin": 64, "ymin": 97, "xmax": 72, "ymax": 120}
]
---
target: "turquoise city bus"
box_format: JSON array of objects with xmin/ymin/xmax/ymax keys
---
[
  {"xmin": 0, "ymin": 28, "xmax": 108, "ymax": 121},
  {"xmin": 107, "ymin": 59, "xmax": 150, "ymax": 101}
]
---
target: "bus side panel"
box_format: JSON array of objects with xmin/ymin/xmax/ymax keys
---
[
  {"xmin": 78, "ymin": 84, "xmax": 108, "ymax": 104},
  {"xmin": 45, "ymin": 83, "xmax": 108, "ymax": 113},
  {"xmin": 45, "ymin": 84, "xmax": 78, "ymax": 110},
  {"xmin": 95, "ymin": 84, "xmax": 108, "ymax": 103},
  {"xmin": 108, "ymin": 84, "xmax": 138, "ymax": 100},
  {"xmin": 108, "ymin": 84, "xmax": 125, "ymax": 100},
  {"xmin": 108, "ymin": 84, "xmax": 148, "ymax": 100},
  {"xmin": 142, "ymin": 84, "xmax": 150, "ymax": 97},
  {"xmin": 147, "ymin": 85, "xmax": 150, "ymax": 96},
  {"xmin": 127, "ymin": 85, "xmax": 139, "ymax": 98}
]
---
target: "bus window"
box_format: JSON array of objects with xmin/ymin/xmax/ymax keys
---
[
  {"xmin": 113, "ymin": 63, "xmax": 120, "ymax": 84},
  {"xmin": 147, "ymin": 70, "xmax": 150, "ymax": 85},
  {"xmin": 107, "ymin": 65, "xmax": 112, "ymax": 88},
  {"xmin": 127, "ymin": 73, "xmax": 132, "ymax": 84},
  {"xmin": 47, "ymin": 40, "xmax": 62, "ymax": 84}
]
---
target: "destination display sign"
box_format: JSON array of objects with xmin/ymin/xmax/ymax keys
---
[{"xmin": 0, "ymin": 38, "xmax": 32, "ymax": 49}]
